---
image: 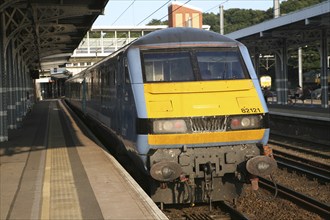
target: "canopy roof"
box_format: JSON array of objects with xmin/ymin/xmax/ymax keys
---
[{"xmin": 1, "ymin": 0, "xmax": 109, "ymax": 70}]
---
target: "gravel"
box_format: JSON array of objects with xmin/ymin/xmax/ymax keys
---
[{"xmin": 236, "ymin": 168, "xmax": 329, "ymax": 220}]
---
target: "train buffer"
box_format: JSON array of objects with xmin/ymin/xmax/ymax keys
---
[{"xmin": 0, "ymin": 99, "xmax": 168, "ymax": 220}]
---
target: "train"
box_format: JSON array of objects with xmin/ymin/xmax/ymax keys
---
[{"xmin": 65, "ymin": 27, "xmax": 277, "ymax": 205}]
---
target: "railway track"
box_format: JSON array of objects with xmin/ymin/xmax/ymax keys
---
[
  {"xmin": 260, "ymin": 137, "xmax": 330, "ymax": 218},
  {"xmin": 163, "ymin": 202, "xmax": 249, "ymax": 220},
  {"xmin": 273, "ymin": 149, "xmax": 330, "ymax": 183},
  {"xmin": 216, "ymin": 202, "xmax": 249, "ymax": 220},
  {"xmin": 260, "ymin": 177, "xmax": 330, "ymax": 219},
  {"xmin": 268, "ymin": 136, "xmax": 330, "ymax": 183},
  {"xmin": 269, "ymin": 138, "xmax": 330, "ymax": 159}
]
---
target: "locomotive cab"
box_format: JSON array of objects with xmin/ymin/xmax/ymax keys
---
[{"xmin": 127, "ymin": 28, "xmax": 277, "ymax": 204}]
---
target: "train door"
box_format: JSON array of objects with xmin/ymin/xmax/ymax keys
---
[
  {"xmin": 81, "ymin": 77, "xmax": 86, "ymax": 114},
  {"xmin": 116, "ymin": 54, "xmax": 124, "ymax": 135},
  {"xmin": 117, "ymin": 55, "xmax": 132, "ymax": 139}
]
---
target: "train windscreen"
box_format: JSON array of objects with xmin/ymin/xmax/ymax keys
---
[{"xmin": 141, "ymin": 47, "xmax": 249, "ymax": 82}]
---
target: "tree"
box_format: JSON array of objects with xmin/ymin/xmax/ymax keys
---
[
  {"xmin": 147, "ymin": 19, "xmax": 168, "ymax": 25},
  {"xmin": 203, "ymin": 12, "xmax": 219, "ymax": 33},
  {"xmin": 280, "ymin": 0, "xmax": 324, "ymax": 14},
  {"xmin": 202, "ymin": 0, "xmax": 324, "ymax": 33},
  {"xmin": 224, "ymin": 9, "xmax": 269, "ymax": 34}
]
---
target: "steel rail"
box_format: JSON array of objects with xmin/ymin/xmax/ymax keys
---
[
  {"xmin": 218, "ymin": 201, "xmax": 249, "ymax": 220},
  {"xmin": 260, "ymin": 178, "xmax": 330, "ymax": 219},
  {"xmin": 269, "ymin": 139, "xmax": 330, "ymax": 159},
  {"xmin": 273, "ymin": 152, "xmax": 330, "ymax": 183}
]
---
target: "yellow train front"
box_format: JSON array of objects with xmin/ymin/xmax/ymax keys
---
[
  {"xmin": 128, "ymin": 28, "xmax": 276, "ymax": 204},
  {"xmin": 65, "ymin": 27, "xmax": 277, "ymax": 205}
]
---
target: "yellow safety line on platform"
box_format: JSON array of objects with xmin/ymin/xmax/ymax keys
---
[
  {"xmin": 41, "ymin": 102, "xmax": 82, "ymax": 219},
  {"xmin": 41, "ymin": 146, "xmax": 52, "ymax": 220},
  {"xmin": 41, "ymin": 105, "xmax": 52, "ymax": 220}
]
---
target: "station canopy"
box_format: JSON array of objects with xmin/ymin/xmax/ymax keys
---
[
  {"xmin": 226, "ymin": 1, "xmax": 330, "ymax": 52},
  {"xmin": 1, "ymin": 0, "xmax": 109, "ymax": 71}
]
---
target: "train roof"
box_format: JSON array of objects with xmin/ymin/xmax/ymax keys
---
[{"xmin": 131, "ymin": 27, "xmax": 239, "ymax": 46}]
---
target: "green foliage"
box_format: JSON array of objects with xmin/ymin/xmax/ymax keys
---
[
  {"xmin": 302, "ymin": 47, "xmax": 321, "ymax": 70},
  {"xmin": 130, "ymin": 32, "xmax": 142, "ymax": 38},
  {"xmin": 202, "ymin": 9, "xmax": 270, "ymax": 34},
  {"xmin": 93, "ymin": 32, "xmax": 142, "ymax": 38},
  {"xmin": 104, "ymin": 32, "xmax": 115, "ymax": 38},
  {"xmin": 89, "ymin": 31, "xmax": 101, "ymax": 38},
  {"xmin": 280, "ymin": 0, "xmax": 324, "ymax": 14},
  {"xmin": 202, "ymin": 0, "xmax": 324, "ymax": 33},
  {"xmin": 117, "ymin": 32, "xmax": 128, "ymax": 38},
  {"xmin": 287, "ymin": 46, "xmax": 320, "ymax": 71},
  {"xmin": 147, "ymin": 19, "xmax": 168, "ymax": 25},
  {"xmin": 224, "ymin": 9, "xmax": 270, "ymax": 34},
  {"xmin": 203, "ymin": 12, "xmax": 219, "ymax": 33}
]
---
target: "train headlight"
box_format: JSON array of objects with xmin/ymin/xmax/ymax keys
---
[
  {"xmin": 241, "ymin": 117, "xmax": 251, "ymax": 127},
  {"xmin": 229, "ymin": 115, "xmax": 262, "ymax": 130},
  {"xmin": 246, "ymin": 156, "xmax": 277, "ymax": 177},
  {"xmin": 153, "ymin": 119, "xmax": 187, "ymax": 134}
]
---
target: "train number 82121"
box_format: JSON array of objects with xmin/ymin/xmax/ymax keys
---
[{"xmin": 241, "ymin": 107, "xmax": 261, "ymax": 113}]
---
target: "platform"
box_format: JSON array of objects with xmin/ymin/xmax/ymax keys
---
[
  {"xmin": 0, "ymin": 100, "xmax": 168, "ymax": 220},
  {"xmin": 267, "ymin": 103, "xmax": 330, "ymax": 145},
  {"xmin": 268, "ymin": 103, "xmax": 330, "ymax": 122}
]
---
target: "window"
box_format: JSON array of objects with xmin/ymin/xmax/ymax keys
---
[
  {"xmin": 142, "ymin": 50, "xmax": 194, "ymax": 82},
  {"xmin": 141, "ymin": 47, "xmax": 249, "ymax": 83},
  {"xmin": 196, "ymin": 48, "xmax": 249, "ymax": 80}
]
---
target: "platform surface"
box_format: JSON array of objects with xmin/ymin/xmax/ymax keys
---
[
  {"xmin": 0, "ymin": 100, "xmax": 168, "ymax": 220},
  {"xmin": 268, "ymin": 103, "xmax": 330, "ymax": 121}
]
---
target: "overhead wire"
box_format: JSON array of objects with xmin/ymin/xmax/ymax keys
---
[
  {"xmin": 110, "ymin": 0, "xmax": 277, "ymax": 26},
  {"xmin": 173, "ymin": 0, "xmax": 280, "ymax": 31},
  {"xmin": 136, "ymin": 0, "xmax": 171, "ymax": 26},
  {"xmin": 111, "ymin": 0, "xmax": 136, "ymax": 25}
]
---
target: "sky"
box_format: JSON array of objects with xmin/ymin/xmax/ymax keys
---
[{"xmin": 93, "ymin": 0, "xmax": 282, "ymax": 27}]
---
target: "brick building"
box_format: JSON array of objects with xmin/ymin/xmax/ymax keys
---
[{"xmin": 168, "ymin": 2, "xmax": 203, "ymax": 28}]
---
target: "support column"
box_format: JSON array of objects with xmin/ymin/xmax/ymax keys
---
[
  {"xmin": 281, "ymin": 41, "xmax": 289, "ymax": 104},
  {"xmin": 24, "ymin": 63, "xmax": 31, "ymax": 114},
  {"xmin": 15, "ymin": 52, "xmax": 23, "ymax": 126},
  {"xmin": 23, "ymin": 65, "xmax": 32, "ymax": 114},
  {"xmin": 274, "ymin": 41, "xmax": 289, "ymax": 104},
  {"xmin": 0, "ymin": 12, "xmax": 8, "ymax": 142},
  {"xmin": 320, "ymin": 28, "xmax": 329, "ymax": 108},
  {"xmin": 23, "ymin": 69, "xmax": 29, "ymax": 113},
  {"xmin": 20, "ymin": 58, "xmax": 26, "ymax": 114},
  {"xmin": 298, "ymin": 47, "xmax": 303, "ymax": 88},
  {"xmin": 274, "ymin": 53, "xmax": 283, "ymax": 103},
  {"xmin": 7, "ymin": 41, "xmax": 17, "ymax": 129}
]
